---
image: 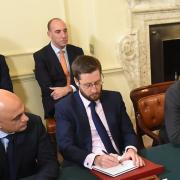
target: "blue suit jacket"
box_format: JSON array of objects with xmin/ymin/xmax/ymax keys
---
[
  {"xmin": 0, "ymin": 55, "xmax": 13, "ymax": 92},
  {"xmin": 55, "ymin": 90, "xmax": 138, "ymax": 166},
  {"xmin": 33, "ymin": 43, "xmax": 84, "ymax": 118}
]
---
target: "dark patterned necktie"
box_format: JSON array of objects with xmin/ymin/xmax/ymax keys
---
[{"xmin": 89, "ymin": 101, "xmax": 117, "ymax": 153}]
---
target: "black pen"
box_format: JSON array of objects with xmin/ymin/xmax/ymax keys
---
[
  {"xmin": 102, "ymin": 150, "xmax": 122, "ymax": 162},
  {"xmin": 102, "ymin": 150, "xmax": 109, "ymax": 155}
]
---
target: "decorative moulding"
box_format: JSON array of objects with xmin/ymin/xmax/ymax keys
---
[{"xmin": 121, "ymin": 0, "xmax": 180, "ymax": 88}]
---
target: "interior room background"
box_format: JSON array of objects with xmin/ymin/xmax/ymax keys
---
[{"xmin": 1, "ymin": 0, "xmax": 177, "ymax": 132}]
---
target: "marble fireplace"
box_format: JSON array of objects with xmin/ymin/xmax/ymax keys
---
[{"xmin": 119, "ymin": 0, "xmax": 180, "ymax": 89}]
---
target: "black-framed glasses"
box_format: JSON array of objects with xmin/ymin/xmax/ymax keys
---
[{"xmin": 79, "ymin": 79, "xmax": 103, "ymax": 89}]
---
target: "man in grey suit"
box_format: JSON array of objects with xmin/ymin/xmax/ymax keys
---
[
  {"xmin": 160, "ymin": 81, "xmax": 180, "ymax": 145},
  {"xmin": 33, "ymin": 18, "xmax": 84, "ymax": 118}
]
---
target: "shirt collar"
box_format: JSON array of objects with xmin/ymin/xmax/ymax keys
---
[
  {"xmin": 78, "ymin": 90, "xmax": 100, "ymax": 109},
  {"xmin": 0, "ymin": 130, "xmax": 8, "ymax": 139},
  {"xmin": 50, "ymin": 42, "xmax": 67, "ymax": 55}
]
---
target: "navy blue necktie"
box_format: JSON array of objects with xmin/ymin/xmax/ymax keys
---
[
  {"xmin": 6, "ymin": 134, "xmax": 16, "ymax": 180},
  {"xmin": 89, "ymin": 101, "xmax": 117, "ymax": 153}
]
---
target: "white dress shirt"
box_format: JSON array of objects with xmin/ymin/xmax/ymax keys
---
[
  {"xmin": 79, "ymin": 91, "xmax": 137, "ymax": 169},
  {"xmin": 0, "ymin": 130, "xmax": 10, "ymax": 151},
  {"xmin": 50, "ymin": 42, "xmax": 76, "ymax": 92}
]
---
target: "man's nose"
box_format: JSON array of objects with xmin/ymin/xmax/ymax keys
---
[{"xmin": 90, "ymin": 84, "xmax": 98, "ymax": 92}]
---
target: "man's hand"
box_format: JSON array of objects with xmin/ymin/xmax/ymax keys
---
[
  {"xmin": 50, "ymin": 86, "xmax": 72, "ymax": 100},
  {"xmin": 94, "ymin": 154, "xmax": 119, "ymax": 168},
  {"xmin": 120, "ymin": 148, "xmax": 145, "ymax": 167}
]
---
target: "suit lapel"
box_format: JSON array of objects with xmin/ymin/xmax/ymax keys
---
[
  {"xmin": 46, "ymin": 44, "xmax": 64, "ymax": 73},
  {"xmin": 74, "ymin": 92, "xmax": 92, "ymax": 150},
  {"xmin": 13, "ymin": 133, "xmax": 26, "ymax": 176},
  {"xmin": 0, "ymin": 141, "xmax": 8, "ymax": 180},
  {"xmin": 66, "ymin": 45, "xmax": 74, "ymax": 80},
  {"xmin": 100, "ymin": 92, "xmax": 120, "ymax": 149},
  {"xmin": 0, "ymin": 141, "xmax": 6, "ymax": 163}
]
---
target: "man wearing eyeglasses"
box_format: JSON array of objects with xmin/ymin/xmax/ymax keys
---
[{"xmin": 55, "ymin": 55, "xmax": 144, "ymax": 169}]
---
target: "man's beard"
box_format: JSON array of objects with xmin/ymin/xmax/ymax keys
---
[{"xmin": 79, "ymin": 87, "xmax": 102, "ymax": 102}]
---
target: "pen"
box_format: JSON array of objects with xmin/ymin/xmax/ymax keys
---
[
  {"xmin": 102, "ymin": 150, "xmax": 123, "ymax": 162},
  {"xmin": 102, "ymin": 150, "xmax": 109, "ymax": 155}
]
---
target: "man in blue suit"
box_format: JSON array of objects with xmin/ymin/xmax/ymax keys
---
[
  {"xmin": 0, "ymin": 55, "xmax": 13, "ymax": 92},
  {"xmin": 55, "ymin": 55, "xmax": 144, "ymax": 169},
  {"xmin": 33, "ymin": 18, "xmax": 84, "ymax": 118}
]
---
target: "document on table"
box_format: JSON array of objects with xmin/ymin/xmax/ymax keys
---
[{"xmin": 92, "ymin": 160, "xmax": 138, "ymax": 177}]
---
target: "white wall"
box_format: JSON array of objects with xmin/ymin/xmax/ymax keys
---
[{"xmin": 0, "ymin": 0, "xmax": 135, "ymax": 124}]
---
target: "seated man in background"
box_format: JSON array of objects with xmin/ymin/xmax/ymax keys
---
[
  {"xmin": 0, "ymin": 89, "xmax": 59, "ymax": 180},
  {"xmin": 0, "ymin": 55, "xmax": 13, "ymax": 92},
  {"xmin": 160, "ymin": 80, "xmax": 180, "ymax": 145},
  {"xmin": 55, "ymin": 55, "xmax": 144, "ymax": 169},
  {"xmin": 33, "ymin": 18, "xmax": 84, "ymax": 119}
]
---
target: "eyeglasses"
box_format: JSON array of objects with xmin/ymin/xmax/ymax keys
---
[{"xmin": 79, "ymin": 79, "xmax": 103, "ymax": 89}]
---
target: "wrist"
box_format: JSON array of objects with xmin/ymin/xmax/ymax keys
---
[
  {"xmin": 67, "ymin": 85, "xmax": 73, "ymax": 93},
  {"xmin": 127, "ymin": 148, "xmax": 136, "ymax": 153}
]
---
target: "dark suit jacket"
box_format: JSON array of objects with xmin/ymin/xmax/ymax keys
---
[
  {"xmin": 55, "ymin": 90, "xmax": 138, "ymax": 166},
  {"xmin": 0, "ymin": 113, "xmax": 59, "ymax": 180},
  {"xmin": 160, "ymin": 81, "xmax": 180, "ymax": 145},
  {"xmin": 33, "ymin": 44, "xmax": 84, "ymax": 118},
  {"xmin": 0, "ymin": 55, "xmax": 13, "ymax": 92}
]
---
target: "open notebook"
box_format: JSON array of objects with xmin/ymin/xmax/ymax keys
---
[{"xmin": 92, "ymin": 160, "xmax": 138, "ymax": 177}]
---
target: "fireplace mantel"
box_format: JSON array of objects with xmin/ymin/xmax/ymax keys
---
[
  {"xmin": 128, "ymin": 0, "xmax": 180, "ymax": 12},
  {"xmin": 119, "ymin": 0, "xmax": 180, "ymax": 88}
]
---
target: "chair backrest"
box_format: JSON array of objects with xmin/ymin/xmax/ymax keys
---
[{"xmin": 130, "ymin": 81, "xmax": 175, "ymax": 148}]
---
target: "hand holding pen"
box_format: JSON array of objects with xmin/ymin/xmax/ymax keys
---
[
  {"xmin": 94, "ymin": 150, "xmax": 120, "ymax": 168},
  {"xmin": 102, "ymin": 150, "xmax": 123, "ymax": 163}
]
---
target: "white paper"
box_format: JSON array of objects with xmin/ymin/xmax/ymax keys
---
[{"xmin": 93, "ymin": 160, "xmax": 138, "ymax": 177}]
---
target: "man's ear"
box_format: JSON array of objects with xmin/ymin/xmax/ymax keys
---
[{"xmin": 74, "ymin": 77, "xmax": 79, "ymax": 86}]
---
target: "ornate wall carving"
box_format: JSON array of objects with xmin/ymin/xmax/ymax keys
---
[
  {"xmin": 118, "ymin": 34, "xmax": 140, "ymax": 89},
  {"xmin": 120, "ymin": 0, "xmax": 180, "ymax": 87}
]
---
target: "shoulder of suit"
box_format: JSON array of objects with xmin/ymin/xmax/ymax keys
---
[
  {"xmin": 25, "ymin": 112, "xmax": 42, "ymax": 127},
  {"xmin": 55, "ymin": 93, "xmax": 76, "ymax": 107},
  {"xmin": 0, "ymin": 54, "xmax": 5, "ymax": 61},
  {"xmin": 102, "ymin": 90, "xmax": 121, "ymax": 96},
  {"xmin": 66, "ymin": 44, "xmax": 82, "ymax": 50},
  {"xmin": 33, "ymin": 43, "xmax": 51, "ymax": 55},
  {"xmin": 167, "ymin": 80, "xmax": 180, "ymax": 94}
]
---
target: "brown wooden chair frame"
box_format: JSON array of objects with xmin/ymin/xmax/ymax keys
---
[{"xmin": 130, "ymin": 81, "xmax": 175, "ymax": 148}]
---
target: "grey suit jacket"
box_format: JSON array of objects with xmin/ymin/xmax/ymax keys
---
[{"xmin": 160, "ymin": 81, "xmax": 180, "ymax": 145}]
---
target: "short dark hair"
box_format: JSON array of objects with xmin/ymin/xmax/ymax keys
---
[
  {"xmin": 72, "ymin": 55, "xmax": 102, "ymax": 80},
  {"xmin": 47, "ymin": 18, "xmax": 62, "ymax": 31}
]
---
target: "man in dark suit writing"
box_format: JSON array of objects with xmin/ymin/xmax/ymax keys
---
[
  {"xmin": 55, "ymin": 55, "xmax": 144, "ymax": 169},
  {"xmin": 0, "ymin": 89, "xmax": 59, "ymax": 180},
  {"xmin": 33, "ymin": 18, "xmax": 84, "ymax": 118},
  {"xmin": 0, "ymin": 55, "xmax": 13, "ymax": 92}
]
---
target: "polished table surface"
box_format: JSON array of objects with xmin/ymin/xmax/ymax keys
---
[{"xmin": 21, "ymin": 143, "xmax": 180, "ymax": 180}]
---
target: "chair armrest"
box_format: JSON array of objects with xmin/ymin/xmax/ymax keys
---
[
  {"xmin": 137, "ymin": 114, "xmax": 162, "ymax": 144},
  {"xmin": 46, "ymin": 118, "xmax": 56, "ymax": 134}
]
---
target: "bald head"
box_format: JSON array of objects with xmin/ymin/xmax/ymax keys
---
[
  {"xmin": 47, "ymin": 18, "xmax": 68, "ymax": 49},
  {"xmin": 0, "ymin": 89, "xmax": 22, "ymax": 111},
  {"xmin": 0, "ymin": 89, "xmax": 28, "ymax": 133}
]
